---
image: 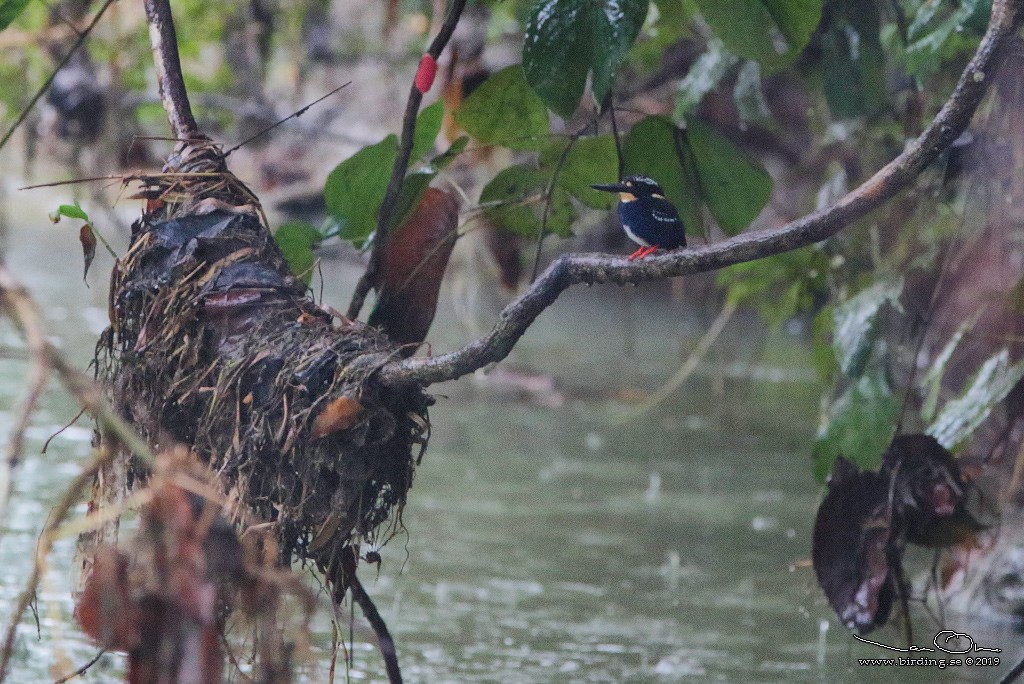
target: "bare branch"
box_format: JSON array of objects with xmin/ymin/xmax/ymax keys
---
[
  {"xmin": 347, "ymin": 0, "xmax": 469, "ymax": 320},
  {"xmin": 378, "ymin": 0, "xmax": 1024, "ymax": 389},
  {"xmin": 143, "ymin": 0, "xmax": 199, "ymax": 140}
]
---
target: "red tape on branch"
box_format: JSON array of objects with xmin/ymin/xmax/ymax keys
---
[{"xmin": 414, "ymin": 54, "xmax": 438, "ymax": 94}]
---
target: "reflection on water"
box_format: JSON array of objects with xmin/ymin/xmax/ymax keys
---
[{"xmin": 0, "ymin": 218, "xmax": 1020, "ymax": 682}]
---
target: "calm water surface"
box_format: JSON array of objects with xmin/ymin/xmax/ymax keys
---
[{"xmin": 0, "ymin": 210, "xmax": 1019, "ymax": 682}]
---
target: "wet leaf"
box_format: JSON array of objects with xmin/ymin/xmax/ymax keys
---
[
  {"xmin": 369, "ymin": 188, "xmax": 460, "ymax": 351},
  {"xmin": 882, "ymin": 434, "xmax": 987, "ymax": 548},
  {"xmin": 812, "ymin": 455, "xmax": 895, "ymax": 634},
  {"xmin": 79, "ymin": 223, "xmax": 97, "ymax": 284},
  {"xmin": 832, "ymin": 280, "xmax": 903, "ymax": 379},
  {"xmin": 454, "ymin": 65, "xmax": 549, "ymax": 150},
  {"xmin": 0, "ymin": 0, "xmax": 30, "ymax": 33},
  {"xmin": 324, "ymin": 135, "xmax": 398, "ymax": 243},
  {"xmin": 274, "ymin": 221, "xmax": 322, "ymax": 286},
  {"xmin": 685, "ymin": 119, "xmax": 772, "ymax": 234},
  {"xmin": 523, "ymin": 0, "xmax": 649, "ymax": 118},
  {"xmin": 539, "ymin": 134, "xmax": 619, "ymax": 209},
  {"xmin": 904, "ymin": 0, "xmax": 986, "ymax": 79},
  {"xmin": 920, "ymin": 316, "xmax": 977, "ymax": 423},
  {"xmin": 674, "ymin": 38, "xmax": 738, "ymax": 118},
  {"xmin": 821, "ymin": 1, "xmax": 885, "ymax": 119},
  {"xmin": 694, "ymin": 0, "xmax": 822, "ymax": 73},
  {"xmin": 312, "ymin": 396, "xmax": 365, "ymax": 438},
  {"xmin": 928, "ymin": 350, "xmax": 1024, "ymax": 449},
  {"xmin": 622, "ymin": 116, "xmax": 702, "ymax": 236},
  {"xmin": 813, "ymin": 370, "xmax": 900, "ymax": 482}
]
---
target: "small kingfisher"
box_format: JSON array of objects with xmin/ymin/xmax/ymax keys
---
[{"xmin": 591, "ymin": 176, "xmax": 687, "ymax": 260}]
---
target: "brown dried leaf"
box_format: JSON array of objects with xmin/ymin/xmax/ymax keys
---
[
  {"xmin": 80, "ymin": 223, "xmax": 97, "ymax": 284},
  {"xmin": 311, "ymin": 395, "xmax": 364, "ymax": 439}
]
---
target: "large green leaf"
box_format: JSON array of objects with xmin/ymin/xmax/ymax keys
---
[
  {"xmin": 684, "ymin": 119, "xmax": 772, "ymax": 234},
  {"xmin": 480, "ymin": 165, "xmax": 575, "ymax": 238},
  {"xmin": 540, "ymin": 134, "xmax": 619, "ymax": 210},
  {"xmin": 324, "ymin": 104, "xmax": 448, "ymax": 243},
  {"xmin": 694, "ymin": 0, "xmax": 822, "ymax": 73},
  {"xmin": 0, "ymin": 0, "xmax": 31, "ymax": 32},
  {"xmin": 904, "ymin": 0, "xmax": 987, "ymax": 79},
  {"xmin": 928, "ymin": 350, "xmax": 1024, "ymax": 450},
  {"xmin": 454, "ymin": 66, "xmax": 549, "ymax": 150},
  {"xmin": 324, "ymin": 136, "xmax": 398, "ymax": 242},
  {"xmin": 523, "ymin": 0, "xmax": 649, "ymax": 118},
  {"xmin": 274, "ymin": 221, "xmax": 322, "ymax": 286},
  {"xmin": 832, "ymin": 280, "xmax": 903, "ymax": 379},
  {"xmin": 622, "ymin": 116, "xmax": 702, "ymax": 236},
  {"xmin": 813, "ymin": 371, "xmax": 900, "ymax": 482}
]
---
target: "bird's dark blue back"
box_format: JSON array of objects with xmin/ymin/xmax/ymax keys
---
[{"xmin": 618, "ymin": 195, "xmax": 686, "ymax": 250}]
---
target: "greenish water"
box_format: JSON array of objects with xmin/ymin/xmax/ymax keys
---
[{"xmin": 0, "ymin": 214, "xmax": 1020, "ymax": 682}]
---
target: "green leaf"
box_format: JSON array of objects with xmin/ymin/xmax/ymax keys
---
[
  {"xmin": 622, "ymin": 116, "xmax": 702, "ymax": 236},
  {"xmin": 523, "ymin": 0, "xmax": 649, "ymax": 118},
  {"xmin": 821, "ymin": 0, "xmax": 885, "ymax": 118},
  {"xmin": 274, "ymin": 221, "xmax": 322, "ymax": 286},
  {"xmin": 49, "ymin": 203, "xmax": 90, "ymax": 223},
  {"xmin": 324, "ymin": 135, "xmax": 398, "ymax": 242},
  {"xmin": 411, "ymin": 101, "xmax": 445, "ymax": 161},
  {"xmin": 0, "ymin": 0, "xmax": 31, "ymax": 32},
  {"xmin": 685, "ymin": 119, "xmax": 772, "ymax": 234},
  {"xmin": 427, "ymin": 136, "xmax": 469, "ymax": 173},
  {"xmin": 540, "ymin": 134, "xmax": 620, "ymax": 209},
  {"xmin": 694, "ymin": 0, "xmax": 822, "ymax": 73},
  {"xmin": 904, "ymin": 0, "xmax": 986, "ymax": 79},
  {"xmin": 454, "ymin": 65, "xmax": 549, "ymax": 150},
  {"xmin": 480, "ymin": 165, "xmax": 576, "ymax": 238},
  {"xmin": 832, "ymin": 280, "xmax": 903, "ymax": 379},
  {"xmin": 812, "ymin": 371, "xmax": 900, "ymax": 482},
  {"xmin": 928, "ymin": 350, "xmax": 1024, "ymax": 450}
]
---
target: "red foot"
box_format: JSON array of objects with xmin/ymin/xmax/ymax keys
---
[{"xmin": 628, "ymin": 245, "xmax": 659, "ymax": 261}]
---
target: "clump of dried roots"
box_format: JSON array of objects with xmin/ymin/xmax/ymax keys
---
[{"xmin": 97, "ymin": 137, "xmax": 430, "ymax": 596}]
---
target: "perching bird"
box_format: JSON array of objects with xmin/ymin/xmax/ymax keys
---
[{"xmin": 591, "ymin": 176, "xmax": 686, "ymax": 260}]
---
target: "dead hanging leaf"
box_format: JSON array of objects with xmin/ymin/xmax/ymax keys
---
[
  {"xmin": 812, "ymin": 456, "xmax": 896, "ymax": 634},
  {"xmin": 80, "ymin": 223, "xmax": 97, "ymax": 284},
  {"xmin": 312, "ymin": 395, "xmax": 364, "ymax": 439},
  {"xmin": 368, "ymin": 187, "xmax": 459, "ymax": 354}
]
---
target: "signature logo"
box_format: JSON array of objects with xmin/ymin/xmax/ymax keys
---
[{"xmin": 854, "ymin": 631, "xmax": 1002, "ymax": 655}]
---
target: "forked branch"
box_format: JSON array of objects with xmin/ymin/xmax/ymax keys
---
[{"xmin": 378, "ymin": 0, "xmax": 1024, "ymax": 389}]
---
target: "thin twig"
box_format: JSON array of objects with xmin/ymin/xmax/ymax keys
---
[
  {"xmin": 347, "ymin": 0, "xmax": 469, "ymax": 320},
  {"xmin": 223, "ymin": 82, "xmax": 351, "ymax": 156},
  {"xmin": 143, "ymin": 0, "xmax": 199, "ymax": 140},
  {"xmin": 52, "ymin": 648, "xmax": 107, "ymax": 684},
  {"xmin": 377, "ymin": 0, "xmax": 1024, "ymax": 388},
  {"xmin": 351, "ymin": 575, "xmax": 402, "ymax": 684},
  {"xmin": 613, "ymin": 299, "xmax": 738, "ymax": 425},
  {"xmin": 0, "ymin": 0, "xmax": 118, "ymax": 154},
  {"xmin": 531, "ymin": 135, "xmax": 578, "ymax": 283}
]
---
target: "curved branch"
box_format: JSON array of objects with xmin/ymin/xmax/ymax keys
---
[
  {"xmin": 143, "ymin": 0, "xmax": 199, "ymax": 140},
  {"xmin": 379, "ymin": 0, "xmax": 1024, "ymax": 389},
  {"xmin": 347, "ymin": 0, "xmax": 469, "ymax": 320}
]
